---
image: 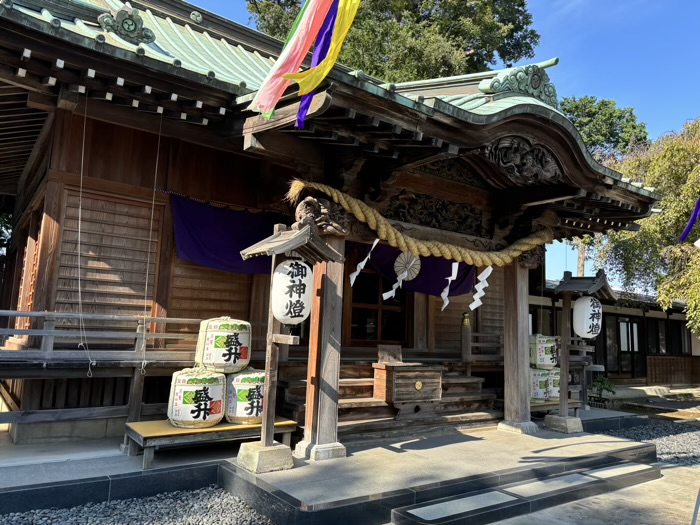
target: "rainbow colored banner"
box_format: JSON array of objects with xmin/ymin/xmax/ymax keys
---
[
  {"xmin": 248, "ymin": 0, "xmax": 360, "ymax": 124},
  {"xmin": 248, "ymin": 0, "xmax": 335, "ymax": 116}
]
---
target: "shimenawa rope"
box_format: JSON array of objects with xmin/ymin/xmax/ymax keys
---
[{"xmin": 286, "ymin": 180, "xmax": 553, "ymax": 267}]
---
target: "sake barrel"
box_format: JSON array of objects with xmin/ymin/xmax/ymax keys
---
[
  {"xmin": 528, "ymin": 334, "xmax": 557, "ymax": 369},
  {"xmin": 530, "ymin": 368, "xmax": 549, "ymax": 404},
  {"xmin": 168, "ymin": 368, "xmax": 225, "ymax": 428},
  {"xmin": 225, "ymin": 368, "xmax": 266, "ymax": 424},
  {"xmin": 548, "ymin": 368, "xmax": 561, "ymax": 401},
  {"xmin": 195, "ymin": 317, "xmax": 252, "ymax": 374}
]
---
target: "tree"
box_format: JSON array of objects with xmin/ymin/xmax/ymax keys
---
[
  {"xmin": 246, "ymin": 0, "xmax": 540, "ymax": 82},
  {"xmin": 559, "ymin": 96, "xmax": 649, "ymax": 275},
  {"xmin": 592, "ymin": 118, "xmax": 700, "ymax": 332},
  {"xmin": 560, "ymin": 96, "xmax": 649, "ymax": 162}
]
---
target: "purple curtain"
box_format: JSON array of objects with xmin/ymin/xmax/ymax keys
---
[
  {"xmin": 347, "ymin": 242, "xmax": 476, "ymax": 297},
  {"xmin": 171, "ymin": 195, "xmax": 290, "ymax": 275}
]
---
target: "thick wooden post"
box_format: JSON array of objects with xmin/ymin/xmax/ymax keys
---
[
  {"xmin": 261, "ymin": 225, "xmax": 287, "ymax": 448},
  {"xmin": 296, "ymin": 236, "xmax": 346, "ymax": 461},
  {"xmin": 559, "ymin": 293, "xmax": 571, "ymax": 416},
  {"xmin": 498, "ymin": 261, "xmax": 538, "ymax": 434},
  {"xmin": 237, "ymin": 225, "xmax": 294, "ymax": 473}
]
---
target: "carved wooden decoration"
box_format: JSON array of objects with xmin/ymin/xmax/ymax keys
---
[
  {"xmin": 411, "ymin": 158, "xmax": 489, "ymax": 189},
  {"xmin": 381, "ymin": 190, "xmax": 487, "ymax": 237},
  {"xmin": 293, "ymin": 196, "xmax": 348, "ymax": 237},
  {"xmin": 484, "ymin": 136, "xmax": 563, "ymax": 186},
  {"xmin": 518, "ymin": 245, "xmax": 545, "ymax": 269}
]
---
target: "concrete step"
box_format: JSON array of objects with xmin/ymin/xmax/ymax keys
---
[{"xmin": 391, "ymin": 461, "xmax": 661, "ymax": 525}]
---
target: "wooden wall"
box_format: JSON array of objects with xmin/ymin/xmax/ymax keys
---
[
  {"xmin": 54, "ymin": 191, "xmax": 161, "ymax": 333},
  {"xmin": 433, "ymin": 294, "xmax": 472, "ymax": 351}
]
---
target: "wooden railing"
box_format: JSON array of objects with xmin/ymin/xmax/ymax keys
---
[{"xmin": 0, "ymin": 311, "xmax": 266, "ymax": 427}]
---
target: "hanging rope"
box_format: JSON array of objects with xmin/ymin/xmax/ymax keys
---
[
  {"xmin": 77, "ymin": 89, "xmax": 95, "ymax": 377},
  {"xmin": 140, "ymin": 112, "xmax": 164, "ymax": 375},
  {"xmin": 287, "ymin": 180, "xmax": 554, "ymax": 267}
]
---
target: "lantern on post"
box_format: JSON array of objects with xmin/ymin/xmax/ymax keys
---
[
  {"xmin": 572, "ymin": 296, "xmax": 603, "ymax": 338},
  {"xmin": 271, "ymin": 259, "xmax": 313, "ymax": 324}
]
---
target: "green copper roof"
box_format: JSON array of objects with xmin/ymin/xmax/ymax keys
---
[{"xmin": 2, "ymin": 0, "xmax": 276, "ymax": 92}]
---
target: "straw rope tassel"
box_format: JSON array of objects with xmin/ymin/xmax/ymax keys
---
[{"xmin": 287, "ymin": 180, "xmax": 554, "ymax": 267}]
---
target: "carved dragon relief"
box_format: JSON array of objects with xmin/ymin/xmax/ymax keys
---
[
  {"xmin": 380, "ymin": 190, "xmax": 488, "ymax": 238},
  {"xmin": 482, "ymin": 136, "xmax": 563, "ymax": 186}
]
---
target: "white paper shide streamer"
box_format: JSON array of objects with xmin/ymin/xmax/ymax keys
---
[
  {"xmin": 440, "ymin": 262, "xmax": 460, "ymax": 311},
  {"xmin": 350, "ymin": 238, "xmax": 380, "ymax": 286},
  {"xmin": 469, "ymin": 266, "xmax": 493, "ymax": 311}
]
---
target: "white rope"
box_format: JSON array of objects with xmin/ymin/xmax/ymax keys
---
[
  {"xmin": 140, "ymin": 112, "xmax": 164, "ymax": 375},
  {"xmin": 77, "ymin": 89, "xmax": 95, "ymax": 377}
]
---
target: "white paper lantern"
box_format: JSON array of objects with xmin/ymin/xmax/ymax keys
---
[
  {"xmin": 573, "ymin": 296, "xmax": 603, "ymax": 338},
  {"xmin": 271, "ymin": 259, "xmax": 313, "ymax": 325}
]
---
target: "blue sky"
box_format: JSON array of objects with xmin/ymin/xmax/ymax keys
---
[{"xmin": 192, "ymin": 0, "xmax": 699, "ymax": 283}]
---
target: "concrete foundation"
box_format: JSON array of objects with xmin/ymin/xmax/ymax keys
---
[
  {"xmin": 237, "ymin": 441, "xmax": 293, "ymax": 474},
  {"xmin": 293, "ymin": 439, "xmax": 313, "ymax": 459},
  {"xmin": 9, "ymin": 417, "xmax": 127, "ymax": 444},
  {"xmin": 544, "ymin": 415, "xmax": 584, "ymax": 434},
  {"xmin": 309, "ymin": 442, "xmax": 346, "ymax": 461},
  {"xmin": 497, "ymin": 420, "xmax": 539, "ymax": 435}
]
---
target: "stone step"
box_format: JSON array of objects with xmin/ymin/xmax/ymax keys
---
[{"xmin": 391, "ymin": 461, "xmax": 661, "ymax": 525}]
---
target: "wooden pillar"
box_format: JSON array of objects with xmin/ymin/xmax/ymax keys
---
[
  {"xmin": 461, "ymin": 312, "xmax": 472, "ymax": 376},
  {"xmin": 296, "ymin": 236, "xmax": 346, "ymax": 461},
  {"xmin": 559, "ymin": 293, "xmax": 571, "ymax": 416},
  {"xmin": 261, "ymin": 225, "xmax": 288, "ymax": 448},
  {"xmin": 498, "ymin": 261, "xmax": 538, "ymax": 434}
]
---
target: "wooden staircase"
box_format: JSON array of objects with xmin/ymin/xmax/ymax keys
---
[{"xmin": 278, "ymin": 361, "xmax": 502, "ymax": 443}]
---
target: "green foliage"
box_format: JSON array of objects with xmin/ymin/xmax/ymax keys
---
[
  {"xmin": 593, "ymin": 119, "xmax": 700, "ymax": 332},
  {"xmin": 246, "ymin": 0, "xmax": 540, "ymax": 82},
  {"xmin": 0, "ymin": 213, "xmax": 10, "ymax": 255},
  {"xmin": 560, "ymin": 96, "xmax": 649, "ymax": 162},
  {"xmin": 592, "ymin": 375, "xmax": 616, "ymax": 399}
]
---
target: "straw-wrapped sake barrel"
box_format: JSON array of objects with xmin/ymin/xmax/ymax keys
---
[
  {"xmin": 225, "ymin": 368, "xmax": 265, "ymax": 424},
  {"xmin": 547, "ymin": 368, "xmax": 561, "ymax": 401},
  {"xmin": 168, "ymin": 368, "xmax": 225, "ymax": 428},
  {"xmin": 528, "ymin": 334, "xmax": 557, "ymax": 370},
  {"xmin": 195, "ymin": 317, "xmax": 252, "ymax": 374},
  {"xmin": 530, "ymin": 368, "xmax": 549, "ymax": 404}
]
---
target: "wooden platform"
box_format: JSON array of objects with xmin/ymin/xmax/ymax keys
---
[{"xmin": 125, "ymin": 417, "xmax": 297, "ymax": 470}]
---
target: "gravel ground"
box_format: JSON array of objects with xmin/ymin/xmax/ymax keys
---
[
  {"xmin": 1, "ymin": 485, "xmax": 274, "ymax": 525},
  {"xmin": 601, "ymin": 420, "xmax": 700, "ymax": 467}
]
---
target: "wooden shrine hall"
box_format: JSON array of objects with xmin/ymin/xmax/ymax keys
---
[{"xmin": 0, "ymin": 0, "xmax": 658, "ymax": 456}]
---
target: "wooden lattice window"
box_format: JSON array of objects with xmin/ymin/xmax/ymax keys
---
[{"xmin": 343, "ymin": 250, "xmax": 412, "ymax": 347}]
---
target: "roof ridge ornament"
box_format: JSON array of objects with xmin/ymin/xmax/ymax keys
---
[
  {"xmin": 479, "ymin": 58, "xmax": 559, "ymax": 109},
  {"xmin": 98, "ymin": 2, "xmax": 155, "ymax": 45}
]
